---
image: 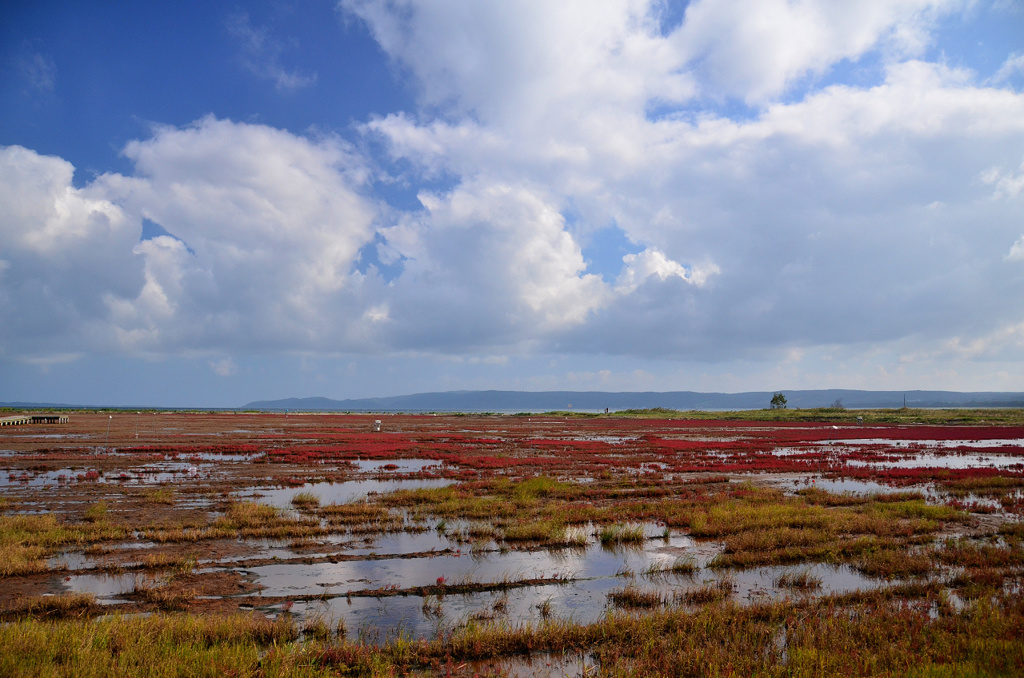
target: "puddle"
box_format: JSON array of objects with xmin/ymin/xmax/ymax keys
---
[
  {"xmin": 1, "ymin": 462, "xmax": 218, "ymax": 488},
  {"xmin": 179, "ymin": 452, "xmax": 266, "ymax": 462},
  {"xmin": 2, "ymin": 468, "xmax": 79, "ymax": 487},
  {"xmin": 234, "ymin": 531, "xmax": 852, "ymax": 638},
  {"xmin": 729, "ymin": 563, "xmax": 884, "ymax": 602},
  {"xmin": 839, "ymin": 438, "xmax": 1024, "ymax": 449},
  {"xmin": 48, "ymin": 552, "xmax": 98, "ymax": 571},
  {"xmin": 569, "ymin": 436, "xmax": 638, "ymax": 445},
  {"xmin": 239, "ymin": 479, "xmax": 452, "ymax": 508},
  {"xmin": 476, "ymin": 652, "xmax": 597, "ymax": 678},
  {"xmin": 761, "ymin": 474, "xmax": 905, "ymax": 496},
  {"xmin": 61, "ymin": 572, "xmax": 167, "ymax": 600},
  {"xmin": 353, "ymin": 459, "xmax": 441, "ymax": 474},
  {"xmin": 845, "ymin": 453, "xmax": 1024, "ymax": 470},
  {"xmin": 243, "ymin": 533, "xmax": 892, "ymax": 643},
  {"xmin": 103, "ymin": 462, "xmax": 214, "ymax": 484}
]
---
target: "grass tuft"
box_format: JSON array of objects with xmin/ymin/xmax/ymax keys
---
[{"xmin": 291, "ymin": 492, "xmax": 321, "ymax": 508}]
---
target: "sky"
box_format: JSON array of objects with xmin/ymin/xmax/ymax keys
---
[{"xmin": 1, "ymin": 0, "xmax": 1024, "ymax": 408}]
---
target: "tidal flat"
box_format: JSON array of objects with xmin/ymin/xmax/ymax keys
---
[{"xmin": 1, "ymin": 409, "xmax": 1023, "ymax": 676}]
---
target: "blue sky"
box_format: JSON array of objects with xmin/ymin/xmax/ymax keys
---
[{"xmin": 2, "ymin": 0, "xmax": 1024, "ymax": 407}]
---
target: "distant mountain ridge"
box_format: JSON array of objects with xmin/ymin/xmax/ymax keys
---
[{"xmin": 243, "ymin": 389, "xmax": 1024, "ymax": 412}]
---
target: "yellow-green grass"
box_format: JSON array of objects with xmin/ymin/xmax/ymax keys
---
[
  {"xmin": 141, "ymin": 487, "xmax": 175, "ymax": 505},
  {"xmin": 596, "ymin": 406, "xmax": 1024, "ymax": 426},
  {"xmin": 0, "ymin": 514, "xmax": 130, "ymax": 577},
  {"xmin": 291, "ymin": 491, "xmax": 321, "ymax": 508},
  {"xmin": 3, "ymin": 590, "xmax": 1024, "ymax": 677}
]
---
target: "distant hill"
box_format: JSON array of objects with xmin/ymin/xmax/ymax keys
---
[
  {"xmin": 243, "ymin": 389, "xmax": 1024, "ymax": 412},
  {"xmin": 0, "ymin": 401, "xmax": 79, "ymax": 410}
]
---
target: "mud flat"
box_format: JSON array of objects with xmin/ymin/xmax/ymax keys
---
[{"xmin": 2, "ymin": 410, "xmax": 1023, "ymax": 676}]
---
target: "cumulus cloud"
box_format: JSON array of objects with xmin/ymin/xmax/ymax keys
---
[
  {"xmin": 673, "ymin": 0, "xmax": 961, "ymax": 103},
  {"xmin": 379, "ymin": 181, "xmax": 610, "ymax": 349},
  {"xmin": 0, "ymin": 145, "xmax": 141, "ymax": 357},
  {"xmin": 0, "ymin": 118, "xmax": 384, "ymax": 360},
  {"xmin": 3, "ymin": 0, "xmax": 1024, "ymax": 386},
  {"xmin": 341, "ymin": 0, "xmax": 692, "ymax": 126},
  {"xmin": 616, "ymin": 249, "xmax": 719, "ymax": 292},
  {"xmin": 346, "ymin": 0, "xmax": 1024, "ymax": 362},
  {"xmin": 101, "ymin": 117, "xmax": 382, "ymax": 352}
]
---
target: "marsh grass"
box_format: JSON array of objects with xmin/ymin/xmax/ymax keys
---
[
  {"xmin": 302, "ymin": 614, "xmax": 332, "ymax": 642},
  {"xmin": 774, "ymin": 569, "xmax": 822, "ymax": 589},
  {"xmin": 2, "ymin": 592, "xmax": 97, "ymax": 620},
  {"xmin": 134, "ymin": 579, "xmax": 196, "ymax": 611},
  {"xmin": 421, "ymin": 593, "xmax": 444, "ymax": 619},
  {"xmin": 643, "ymin": 555, "xmax": 698, "ymax": 578},
  {"xmin": 83, "ymin": 500, "xmax": 109, "ymax": 523},
  {"xmin": 499, "ymin": 518, "xmax": 587, "ymax": 547},
  {"xmin": 0, "ymin": 613, "xmax": 302, "ymax": 678},
  {"xmin": 321, "ymin": 501, "xmax": 401, "ymax": 533},
  {"xmin": 0, "ymin": 513, "xmax": 129, "ymax": 576},
  {"xmin": 141, "ymin": 487, "xmax": 174, "ymax": 504},
  {"xmin": 675, "ymin": 578, "xmax": 735, "ymax": 605},
  {"xmin": 598, "ymin": 523, "xmax": 645, "ymax": 545},
  {"xmin": 855, "ymin": 548, "xmax": 935, "ymax": 579},
  {"xmin": 609, "ymin": 583, "xmax": 663, "ymax": 608},
  {"xmin": 0, "ymin": 542, "xmax": 49, "ymax": 577},
  {"xmin": 209, "ymin": 500, "xmax": 325, "ymax": 540},
  {"xmin": 5, "ymin": 592, "xmax": 1024, "ymax": 676},
  {"xmin": 139, "ymin": 552, "xmax": 197, "ymax": 574},
  {"xmin": 291, "ymin": 491, "xmax": 321, "ymax": 508}
]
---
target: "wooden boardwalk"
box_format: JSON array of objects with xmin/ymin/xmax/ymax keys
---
[{"xmin": 0, "ymin": 415, "xmax": 69, "ymax": 426}]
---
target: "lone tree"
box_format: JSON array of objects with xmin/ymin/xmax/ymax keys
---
[{"xmin": 770, "ymin": 392, "xmax": 788, "ymax": 410}]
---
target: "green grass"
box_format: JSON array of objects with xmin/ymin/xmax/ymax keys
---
[
  {"xmin": 0, "ymin": 613, "xmax": 306, "ymax": 678},
  {"xmin": 0, "ymin": 513, "xmax": 130, "ymax": 576},
  {"xmin": 606, "ymin": 406, "xmax": 1024, "ymax": 425},
  {"xmin": 83, "ymin": 501, "xmax": 109, "ymax": 523},
  {"xmin": 598, "ymin": 523, "xmax": 646, "ymax": 545}
]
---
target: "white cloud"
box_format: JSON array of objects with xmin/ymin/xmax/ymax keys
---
[
  {"xmin": 227, "ymin": 13, "xmax": 317, "ymax": 92},
  {"xmin": 0, "ymin": 118, "xmax": 384, "ymax": 360},
  {"xmin": 342, "ymin": 0, "xmax": 692, "ymax": 126},
  {"xmin": 981, "ymin": 158, "xmax": 1024, "ymax": 199},
  {"xmin": 616, "ymin": 248, "xmax": 719, "ymax": 292},
  {"xmin": 991, "ymin": 52, "xmax": 1024, "ymax": 84},
  {"xmin": 941, "ymin": 321, "xmax": 1024, "ymax": 360},
  {"xmin": 4, "ymin": 1, "xmax": 1024, "ymax": 392},
  {"xmin": 209, "ymin": 357, "xmax": 238, "ymax": 377},
  {"xmin": 348, "ymin": 1, "xmax": 1024, "ymax": 365},
  {"xmin": 98, "ymin": 116, "xmax": 380, "ymax": 353},
  {"xmin": 380, "ymin": 180, "xmax": 610, "ymax": 343},
  {"xmin": 20, "ymin": 53, "xmax": 56, "ymax": 93},
  {"xmin": 0, "ymin": 145, "xmax": 141, "ymax": 357},
  {"xmin": 1008, "ymin": 235, "xmax": 1024, "ymax": 261},
  {"xmin": 673, "ymin": 0, "xmax": 961, "ymax": 103}
]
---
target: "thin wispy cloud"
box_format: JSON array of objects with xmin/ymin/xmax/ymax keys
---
[{"xmin": 227, "ymin": 13, "xmax": 317, "ymax": 93}]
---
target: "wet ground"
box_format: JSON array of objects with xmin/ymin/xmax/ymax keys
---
[{"xmin": 2, "ymin": 411, "xmax": 1022, "ymax": 645}]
